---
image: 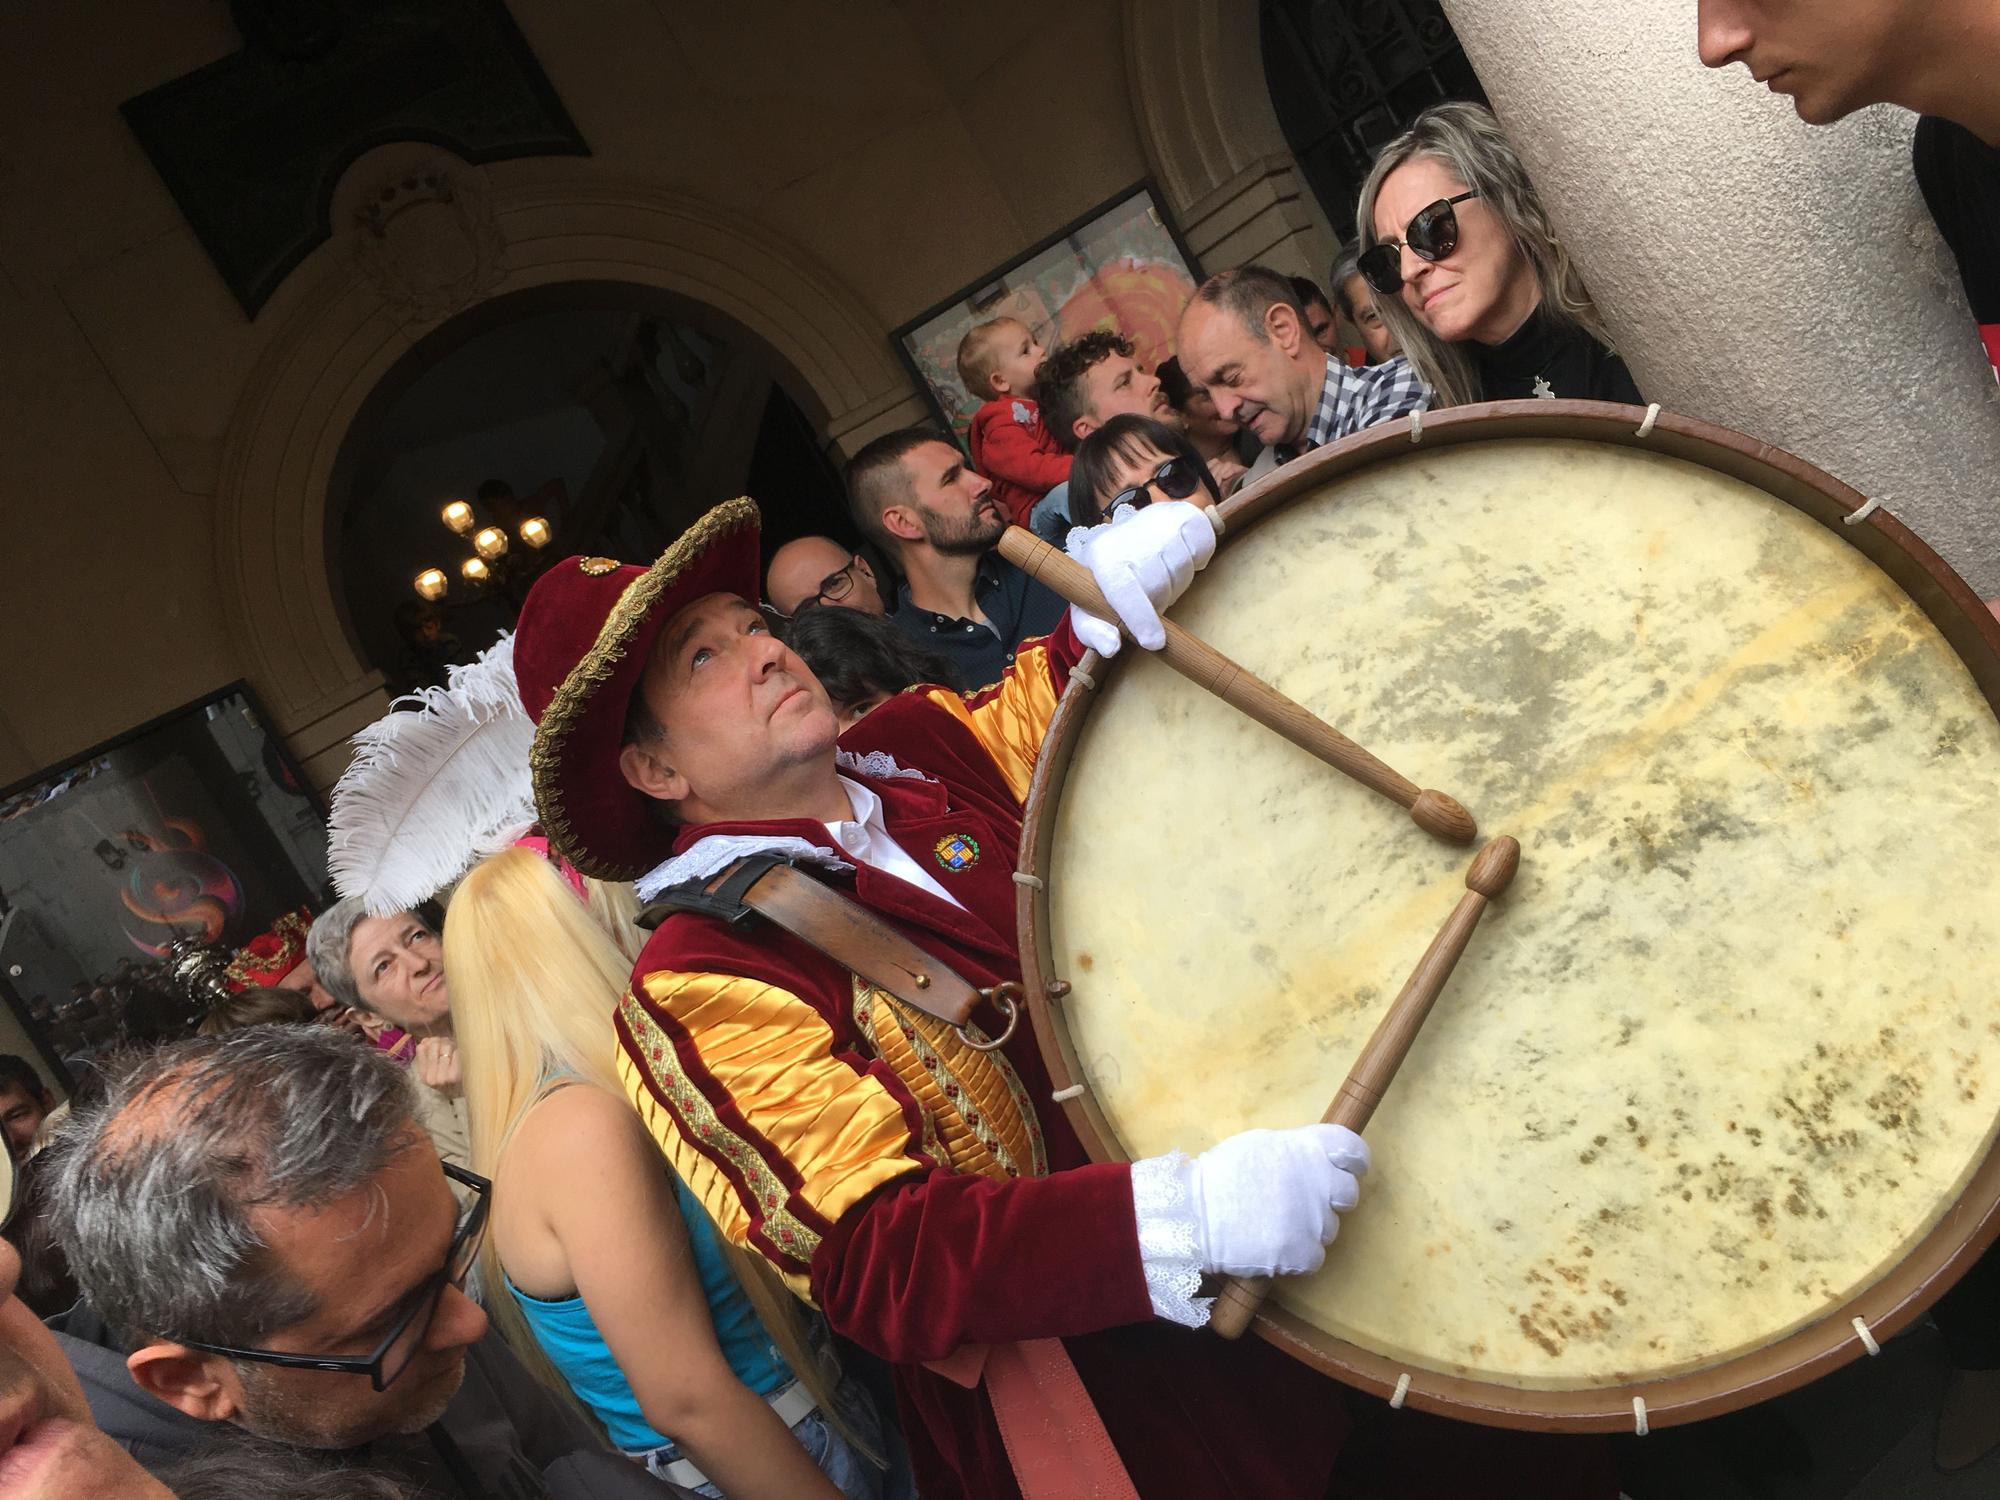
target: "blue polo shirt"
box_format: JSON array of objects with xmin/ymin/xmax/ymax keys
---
[{"xmin": 891, "ymin": 553, "xmax": 1067, "ymax": 691}]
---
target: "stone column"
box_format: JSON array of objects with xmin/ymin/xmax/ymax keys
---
[{"xmin": 1440, "ymin": 0, "xmax": 2000, "ymax": 593}]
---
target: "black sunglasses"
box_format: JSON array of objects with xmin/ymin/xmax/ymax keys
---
[
  {"xmin": 1357, "ymin": 191, "xmax": 1481, "ymax": 295},
  {"xmin": 790, "ymin": 559, "xmax": 859, "ymax": 615},
  {"xmin": 1106, "ymin": 458, "xmax": 1202, "ymax": 515},
  {"xmin": 176, "ymin": 1161, "xmax": 490, "ymax": 1392}
]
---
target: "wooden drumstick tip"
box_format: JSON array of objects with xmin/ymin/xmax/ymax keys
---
[
  {"xmin": 1410, "ymin": 789, "xmax": 1477, "ymax": 845},
  {"xmin": 1209, "ymin": 1274, "xmax": 1269, "ymax": 1340},
  {"xmin": 1466, "ymin": 835, "xmax": 1521, "ymax": 898}
]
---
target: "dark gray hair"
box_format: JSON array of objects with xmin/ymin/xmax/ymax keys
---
[
  {"xmin": 1328, "ymin": 245, "xmax": 1364, "ymax": 320},
  {"xmin": 46, "ymin": 1026, "xmax": 418, "ymax": 1346},
  {"xmin": 1190, "ymin": 263, "xmax": 1310, "ymax": 343},
  {"xmin": 162, "ymin": 1437, "xmax": 418, "ymax": 1499}
]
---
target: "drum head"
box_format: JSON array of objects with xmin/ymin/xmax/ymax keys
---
[{"xmin": 1019, "ymin": 404, "xmax": 2000, "ymax": 1431}]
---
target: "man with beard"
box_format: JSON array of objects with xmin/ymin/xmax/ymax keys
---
[
  {"xmin": 851, "ymin": 430, "xmax": 1065, "ymax": 690},
  {"xmin": 46, "ymin": 1027, "xmax": 691, "ymax": 1496}
]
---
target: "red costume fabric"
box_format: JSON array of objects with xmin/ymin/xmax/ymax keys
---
[
  {"xmin": 968, "ymin": 396, "xmax": 1072, "ymax": 528},
  {"xmin": 615, "ymin": 620, "xmax": 1351, "ymax": 1500}
]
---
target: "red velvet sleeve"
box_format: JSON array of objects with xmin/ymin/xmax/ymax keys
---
[{"xmin": 815, "ymin": 1163, "xmax": 1154, "ymax": 1361}]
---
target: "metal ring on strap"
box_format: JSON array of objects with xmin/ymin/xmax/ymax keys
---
[{"xmin": 960, "ymin": 982, "xmax": 1023, "ymax": 1051}]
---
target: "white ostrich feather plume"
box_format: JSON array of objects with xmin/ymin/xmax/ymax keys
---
[{"xmin": 327, "ymin": 634, "xmax": 538, "ymax": 914}]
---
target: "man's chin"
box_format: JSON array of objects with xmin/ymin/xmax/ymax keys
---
[
  {"xmin": 235, "ymin": 1356, "xmax": 465, "ymax": 1449},
  {"xmin": 387, "ymin": 1359, "xmax": 467, "ymax": 1437},
  {"xmin": 1250, "ymin": 413, "xmax": 1289, "ymax": 446}
]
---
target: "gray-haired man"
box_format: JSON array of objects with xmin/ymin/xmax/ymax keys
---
[{"xmin": 46, "ymin": 1027, "xmax": 692, "ymax": 1497}]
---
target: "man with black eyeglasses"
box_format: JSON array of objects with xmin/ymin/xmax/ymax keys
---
[
  {"xmin": 764, "ymin": 534, "xmax": 887, "ymax": 618},
  {"xmin": 46, "ymin": 1027, "xmax": 693, "ymax": 1497}
]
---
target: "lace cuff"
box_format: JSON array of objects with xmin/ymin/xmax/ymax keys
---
[{"xmin": 1129, "ymin": 1151, "xmax": 1211, "ymax": 1328}]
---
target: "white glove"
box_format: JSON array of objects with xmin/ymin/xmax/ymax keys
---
[
  {"xmin": 1129, "ymin": 1123, "xmax": 1370, "ymax": 1327},
  {"xmin": 1190, "ymin": 1124, "xmax": 1368, "ymax": 1276},
  {"xmin": 1063, "ymin": 500, "xmax": 1220, "ymax": 657}
]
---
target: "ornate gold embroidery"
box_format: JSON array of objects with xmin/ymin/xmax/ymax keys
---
[
  {"xmin": 617, "ymin": 989, "xmax": 821, "ymax": 1279},
  {"xmin": 530, "ymin": 496, "xmax": 760, "ymax": 878},
  {"xmin": 851, "ymin": 979, "xmax": 1047, "ymax": 1181}
]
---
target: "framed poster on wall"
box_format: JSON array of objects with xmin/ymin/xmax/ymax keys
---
[
  {"xmin": 0, "ymin": 683, "xmax": 329, "ymax": 1089},
  {"xmin": 891, "ymin": 182, "xmax": 1204, "ymax": 447}
]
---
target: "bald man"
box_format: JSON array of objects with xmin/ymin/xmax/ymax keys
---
[{"xmin": 765, "ymin": 536, "xmax": 886, "ymax": 617}]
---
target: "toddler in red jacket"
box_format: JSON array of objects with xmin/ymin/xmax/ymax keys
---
[{"xmin": 957, "ymin": 316, "xmax": 1072, "ymax": 526}]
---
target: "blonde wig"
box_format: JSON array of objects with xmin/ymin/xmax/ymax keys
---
[
  {"xmin": 1354, "ymin": 101, "xmax": 1610, "ymax": 409},
  {"xmin": 443, "ymin": 847, "xmax": 859, "ymax": 1452}
]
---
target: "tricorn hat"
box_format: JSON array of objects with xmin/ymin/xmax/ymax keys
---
[{"xmin": 513, "ymin": 496, "xmax": 761, "ymax": 879}]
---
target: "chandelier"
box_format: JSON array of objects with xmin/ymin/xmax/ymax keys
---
[{"xmin": 413, "ymin": 498, "xmax": 553, "ymax": 601}]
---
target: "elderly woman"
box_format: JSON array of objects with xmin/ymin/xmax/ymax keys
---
[
  {"xmin": 304, "ymin": 898, "xmax": 471, "ymax": 1180},
  {"xmin": 1356, "ymin": 101, "xmax": 1642, "ymax": 409}
]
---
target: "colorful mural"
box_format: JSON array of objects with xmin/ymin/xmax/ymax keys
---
[{"xmin": 895, "ymin": 186, "xmax": 1200, "ymax": 445}]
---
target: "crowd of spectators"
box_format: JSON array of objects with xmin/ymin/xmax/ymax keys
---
[{"xmin": 7, "ymin": 7, "xmax": 2000, "ymax": 1484}]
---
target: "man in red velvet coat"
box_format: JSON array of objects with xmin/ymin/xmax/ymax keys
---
[{"xmin": 511, "ymin": 496, "xmax": 1617, "ymax": 1500}]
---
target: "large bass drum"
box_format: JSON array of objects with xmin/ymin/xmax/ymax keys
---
[{"xmin": 1017, "ymin": 401, "xmax": 2000, "ymax": 1432}]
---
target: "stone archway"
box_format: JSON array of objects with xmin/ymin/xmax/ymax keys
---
[
  {"xmin": 214, "ymin": 159, "xmax": 923, "ymax": 785},
  {"xmin": 1122, "ymin": 0, "xmax": 1340, "ymax": 279}
]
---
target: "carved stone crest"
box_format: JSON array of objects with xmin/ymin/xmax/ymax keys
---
[{"xmin": 348, "ymin": 157, "xmax": 506, "ymax": 323}]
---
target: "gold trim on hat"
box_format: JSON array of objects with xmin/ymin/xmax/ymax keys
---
[{"xmin": 530, "ymin": 496, "xmax": 761, "ymax": 879}]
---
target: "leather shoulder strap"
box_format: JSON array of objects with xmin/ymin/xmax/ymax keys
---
[{"xmin": 639, "ymin": 854, "xmax": 986, "ymax": 1028}]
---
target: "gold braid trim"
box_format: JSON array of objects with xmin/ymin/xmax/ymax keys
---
[
  {"xmin": 849, "ymin": 983, "xmax": 946, "ymax": 1168},
  {"xmin": 617, "ymin": 987, "xmax": 822, "ymax": 1287},
  {"xmin": 851, "ymin": 979, "xmax": 1048, "ymax": 1182},
  {"xmin": 529, "ymin": 496, "xmax": 761, "ymax": 879}
]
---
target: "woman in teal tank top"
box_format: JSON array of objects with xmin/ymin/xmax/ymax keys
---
[{"xmin": 446, "ymin": 849, "xmax": 902, "ymax": 1499}]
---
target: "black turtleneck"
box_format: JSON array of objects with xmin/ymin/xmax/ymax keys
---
[{"xmin": 1470, "ymin": 306, "xmax": 1643, "ymax": 405}]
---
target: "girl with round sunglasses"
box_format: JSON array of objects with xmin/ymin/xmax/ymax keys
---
[
  {"xmin": 1355, "ymin": 102, "xmax": 1642, "ymax": 411},
  {"xmin": 1068, "ymin": 414, "xmax": 1223, "ymax": 528}
]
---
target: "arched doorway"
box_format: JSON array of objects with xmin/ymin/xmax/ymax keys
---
[
  {"xmin": 213, "ymin": 171, "xmax": 923, "ymax": 785},
  {"xmin": 327, "ymin": 281, "xmax": 851, "ymax": 693}
]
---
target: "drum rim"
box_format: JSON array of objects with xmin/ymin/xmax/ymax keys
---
[{"xmin": 1014, "ymin": 398, "xmax": 2000, "ymax": 1433}]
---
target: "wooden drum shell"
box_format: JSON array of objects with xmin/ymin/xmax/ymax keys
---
[{"xmin": 1015, "ymin": 400, "xmax": 2000, "ymax": 1433}]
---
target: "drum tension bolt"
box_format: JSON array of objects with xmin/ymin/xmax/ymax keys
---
[{"xmin": 1047, "ymin": 980, "xmax": 1072, "ymax": 1001}]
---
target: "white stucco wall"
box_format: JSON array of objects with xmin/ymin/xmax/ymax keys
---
[{"xmin": 1441, "ymin": 0, "xmax": 2000, "ymax": 595}]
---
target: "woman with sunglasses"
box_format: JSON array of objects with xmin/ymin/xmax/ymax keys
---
[
  {"xmin": 1068, "ymin": 413, "xmax": 1223, "ymax": 528},
  {"xmin": 1355, "ymin": 102, "xmax": 1642, "ymax": 411}
]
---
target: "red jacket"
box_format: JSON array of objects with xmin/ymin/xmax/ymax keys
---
[
  {"xmin": 613, "ymin": 621, "xmax": 1345, "ymax": 1499},
  {"xmin": 968, "ymin": 397, "xmax": 1072, "ymax": 527}
]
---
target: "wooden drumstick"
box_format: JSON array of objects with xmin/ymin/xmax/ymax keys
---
[
  {"xmin": 1209, "ymin": 835, "xmax": 1521, "ymax": 1340},
  {"xmin": 999, "ymin": 525, "xmax": 1475, "ymax": 844}
]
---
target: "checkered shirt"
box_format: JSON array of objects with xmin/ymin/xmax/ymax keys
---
[{"xmin": 1302, "ymin": 353, "xmax": 1430, "ymax": 451}]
